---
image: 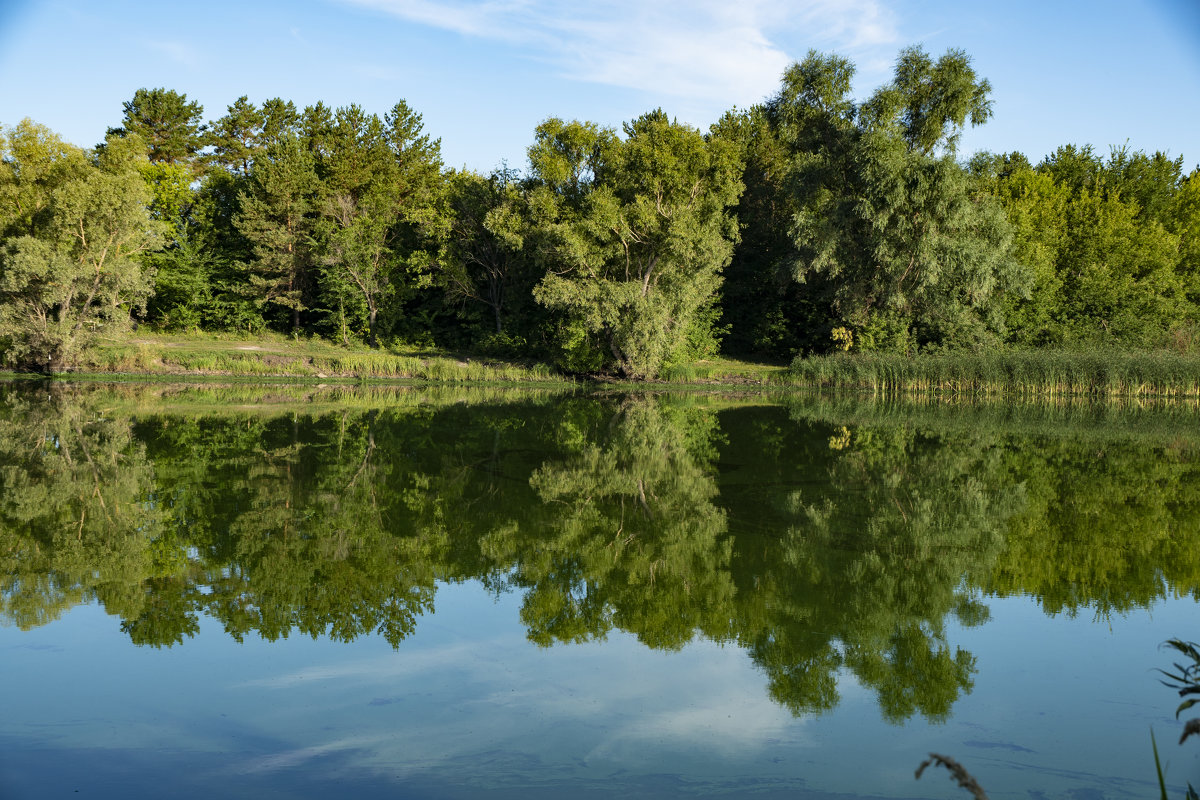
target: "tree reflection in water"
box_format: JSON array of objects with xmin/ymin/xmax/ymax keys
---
[{"xmin": 2, "ymin": 382, "xmax": 1198, "ymax": 725}]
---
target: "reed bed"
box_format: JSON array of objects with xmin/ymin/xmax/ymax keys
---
[{"xmin": 787, "ymin": 349, "xmax": 1200, "ymax": 398}]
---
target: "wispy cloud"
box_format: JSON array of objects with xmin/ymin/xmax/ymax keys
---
[
  {"xmin": 474, "ymin": 639, "xmax": 808, "ymax": 764},
  {"xmin": 237, "ymin": 735, "xmax": 390, "ymax": 774},
  {"xmin": 336, "ymin": 0, "xmax": 898, "ymax": 104},
  {"xmin": 231, "ymin": 634, "xmax": 808, "ymax": 780},
  {"xmin": 234, "ymin": 639, "xmax": 486, "ymax": 689}
]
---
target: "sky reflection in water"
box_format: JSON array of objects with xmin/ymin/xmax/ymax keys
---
[{"xmin": 3, "ymin": 586, "xmax": 1195, "ymax": 799}]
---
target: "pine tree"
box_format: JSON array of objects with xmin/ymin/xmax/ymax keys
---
[{"xmin": 235, "ymin": 136, "xmax": 318, "ymax": 333}]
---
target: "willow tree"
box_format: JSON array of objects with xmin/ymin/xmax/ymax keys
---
[
  {"xmin": 785, "ymin": 47, "xmax": 1026, "ymax": 352},
  {"xmin": 0, "ymin": 123, "xmax": 166, "ymax": 371},
  {"xmin": 530, "ymin": 111, "xmax": 743, "ymax": 378}
]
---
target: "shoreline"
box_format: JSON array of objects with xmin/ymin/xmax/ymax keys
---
[{"xmin": 6, "ymin": 332, "xmax": 1200, "ymax": 399}]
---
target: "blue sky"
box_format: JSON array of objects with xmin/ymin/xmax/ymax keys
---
[{"xmin": 1, "ymin": 0, "xmax": 1198, "ymax": 174}]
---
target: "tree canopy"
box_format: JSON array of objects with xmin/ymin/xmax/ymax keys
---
[
  {"xmin": 529, "ymin": 110, "xmax": 743, "ymax": 376},
  {"xmin": 0, "ymin": 122, "xmax": 166, "ymax": 370}
]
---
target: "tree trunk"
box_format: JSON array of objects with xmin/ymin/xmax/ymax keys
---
[
  {"xmin": 368, "ymin": 308, "xmax": 378, "ymax": 349},
  {"xmin": 44, "ymin": 351, "xmax": 65, "ymax": 375}
]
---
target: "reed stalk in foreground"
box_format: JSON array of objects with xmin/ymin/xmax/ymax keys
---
[{"xmin": 915, "ymin": 753, "xmax": 989, "ymax": 799}]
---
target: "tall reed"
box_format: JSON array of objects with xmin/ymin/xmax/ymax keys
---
[{"xmin": 787, "ymin": 349, "xmax": 1200, "ymax": 398}]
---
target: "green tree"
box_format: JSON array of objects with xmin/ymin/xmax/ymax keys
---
[
  {"xmin": 143, "ymin": 227, "xmax": 220, "ymax": 330},
  {"xmin": 235, "ymin": 134, "xmax": 319, "ymax": 333},
  {"xmin": 978, "ymin": 163, "xmax": 1070, "ymax": 345},
  {"xmin": 377, "ymin": 100, "xmax": 449, "ymax": 345},
  {"xmin": 180, "ymin": 99, "xmax": 305, "ymax": 333},
  {"xmin": 785, "ymin": 47, "xmax": 1024, "ymax": 351},
  {"xmin": 260, "ymin": 98, "xmax": 301, "ymax": 148},
  {"xmin": 714, "ymin": 53, "xmax": 862, "ymax": 359},
  {"xmin": 710, "ymin": 106, "xmax": 819, "ymax": 358},
  {"xmin": 311, "ymin": 101, "xmax": 445, "ymax": 346},
  {"xmin": 180, "ymin": 167, "xmax": 267, "ymax": 331},
  {"xmin": 530, "ymin": 111, "xmax": 743, "ymax": 377},
  {"xmin": 859, "ymin": 46, "xmax": 993, "ymax": 156},
  {"xmin": 318, "ymin": 189, "xmax": 402, "ymax": 346},
  {"xmin": 135, "ymin": 139, "xmax": 204, "ymax": 329},
  {"xmin": 1038, "ymin": 144, "xmax": 1103, "ymax": 195},
  {"xmin": 985, "ymin": 153, "xmax": 1191, "ymax": 345},
  {"xmin": 107, "ymin": 87, "xmax": 205, "ymax": 167},
  {"xmin": 1103, "ymin": 144, "xmax": 1184, "ymax": 225},
  {"xmin": 1055, "ymin": 187, "xmax": 1184, "ymax": 343},
  {"xmin": 205, "ymin": 95, "xmax": 265, "ymax": 177},
  {"xmin": 441, "ymin": 167, "xmax": 538, "ymax": 339},
  {"xmin": 311, "ymin": 104, "xmax": 396, "ymax": 344},
  {"xmin": 139, "ymin": 160, "xmax": 194, "ymax": 241},
  {"xmin": 300, "ymin": 101, "xmax": 335, "ymax": 160},
  {"xmin": 0, "ymin": 126, "xmax": 166, "ymax": 370},
  {"xmin": 1169, "ymin": 168, "xmax": 1200, "ymax": 309},
  {"xmin": 0, "ymin": 118, "xmax": 90, "ymax": 237}
]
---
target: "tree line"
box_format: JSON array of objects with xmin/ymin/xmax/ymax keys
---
[{"xmin": 2, "ymin": 45, "xmax": 1197, "ymax": 377}]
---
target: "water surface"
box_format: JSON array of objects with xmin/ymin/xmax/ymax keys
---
[{"xmin": 1, "ymin": 383, "xmax": 1198, "ymax": 798}]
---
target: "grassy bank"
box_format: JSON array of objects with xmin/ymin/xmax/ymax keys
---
[
  {"xmin": 19, "ymin": 331, "xmax": 791, "ymax": 387},
  {"xmin": 69, "ymin": 331, "xmax": 569, "ymax": 385},
  {"xmin": 787, "ymin": 348, "xmax": 1200, "ymax": 398},
  {"xmin": 658, "ymin": 358, "xmax": 788, "ymax": 385}
]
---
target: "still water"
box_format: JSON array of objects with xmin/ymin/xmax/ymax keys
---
[{"xmin": 1, "ymin": 382, "xmax": 1198, "ymax": 798}]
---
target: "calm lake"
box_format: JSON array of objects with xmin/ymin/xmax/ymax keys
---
[{"xmin": 1, "ymin": 381, "xmax": 1198, "ymax": 799}]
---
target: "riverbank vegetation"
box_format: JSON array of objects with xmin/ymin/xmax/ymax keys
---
[
  {"xmin": 787, "ymin": 348, "xmax": 1200, "ymax": 397},
  {"xmin": 13, "ymin": 329, "xmax": 785, "ymax": 385},
  {"xmin": 71, "ymin": 330, "xmax": 565, "ymax": 383},
  {"xmin": 1, "ymin": 46, "xmax": 1197, "ymax": 384}
]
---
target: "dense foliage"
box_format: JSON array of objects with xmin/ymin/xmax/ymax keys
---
[{"xmin": 2, "ymin": 45, "xmax": 1197, "ymax": 376}]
